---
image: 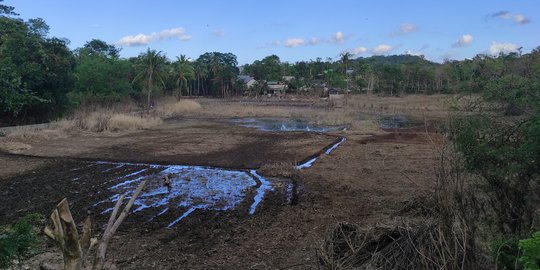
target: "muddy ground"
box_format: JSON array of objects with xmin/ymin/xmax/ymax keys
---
[{"xmin": 0, "ymin": 98, "xmax": 445, "ymax": 269}]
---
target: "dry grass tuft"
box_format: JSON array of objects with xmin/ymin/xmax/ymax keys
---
[
  {"xmin": 107, "ymin": 114, "xmax": 162, "ymax": 132},
  {"xmin": 317, "ymin": 221, "xmax": 480, "ymax": 270},
  {"xmin": 5, "ymin": 125, "xmax": 69, "ymax": 141},
  {"xmin": 196, "ymin": 101, "xmax": 294, "ymax": 118},
  {"xmin": 0, "ymin": 141, "xmax": 32, "ymax": 153},
  {"xmin": 71, "ymin": 111, "xmax": 162, "ymax": 132},
  {"xmin": 155, "ymin": 99, "xmax": 203, "ymax": 118}
]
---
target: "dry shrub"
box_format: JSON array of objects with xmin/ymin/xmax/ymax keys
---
[
  {"xmin": 107, "ymin": 114, "xmax": 162, "ymax": 131},
  {"xmin": 156, "ymin": 99, "xmax": 202, "ymax": 118},
  {"xmin": 317, "ymin": 139, "xmax": 487, "ymax": 269},
  {"xmin": 71, "ymin": 111, "xmax": 161, "ymax": 132},
  {"xmin": 5, "ymin": 124, "xmax": 70, "ymax": 141},
  {"xmin": 198, "ymin": 101, "xmax": 293, "ymax": 118},
  {"xmin": 317, "ymin": 222, "xmax": 483, "ymax": 270}
]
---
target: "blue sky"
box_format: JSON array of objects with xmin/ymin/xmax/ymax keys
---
[{"xmin": 8, "ymin": 0, "xmax": 540, "ymax": 64}]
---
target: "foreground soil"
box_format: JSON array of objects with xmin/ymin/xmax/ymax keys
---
[{"xmin": 0, "ymin": 99, "xmax": 445, "ymax": 269}]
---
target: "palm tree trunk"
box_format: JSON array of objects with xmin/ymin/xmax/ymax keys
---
[{"xmin": 147, "ymin": 69, "xmax": 153, "ymax": 108}]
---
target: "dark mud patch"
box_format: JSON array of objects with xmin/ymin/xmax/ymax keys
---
[
  {"xmin": 378, "ymin": 115, "xmax": 440, "ymax": 133},
  {"xmin": 357, "ymin": 132, "xmax": 444, "ymax": 145},
  {"xmin": 0, "ymin": 158, "xmax": 291, "ymax": 231},
  {"xmin": 378, "ymin": 115, "xmax": 424, "ymax": 129}
]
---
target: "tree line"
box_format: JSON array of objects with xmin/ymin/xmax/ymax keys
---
[{"xmin": 1, "ymin": 1, "xmax": 539, "ymax": 125}]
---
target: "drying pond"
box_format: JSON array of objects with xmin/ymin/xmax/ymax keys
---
[
  {"xmin": 92, "ymin": 161, "xmax": 275, "ymax": 228},
  {"xmin": 231, "ymin": 118, "xmax": 343, "ymax": 132},
  {"xmin": 0, "ymin": 159, "xmax": 287, "ymax": 229}
]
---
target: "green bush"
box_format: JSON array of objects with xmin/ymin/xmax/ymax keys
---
[
  {"xmin": 519, "ymin": 232, "xmax": 540, "ymax": 270},
  {"xmin": 0, "ymin": 214, "xmax": 43, "ymax": 269}
]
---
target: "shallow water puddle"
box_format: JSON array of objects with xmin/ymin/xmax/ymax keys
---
[
  {"xmin": 232, "ymin": 118, "xmax": 340, "ymax": 132},
  {"xmin": 93, "ymin": 161, "xmax": 273, "ymax": 227},
  {"xmin": 296, "ymin": 137, "xmax": 346, "ymax": 169}
]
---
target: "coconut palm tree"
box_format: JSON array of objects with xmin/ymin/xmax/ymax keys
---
[
  {"xmin": 340, "ymin": 52, "xmax": 352, "ymax": 90},
  {"xmin": 174, "ymin": 55, "xmax": 194, "ymax": 98},
  {"xmin": 193, "ymin": 60, "xmax": 208, "ymax": 96},
  {"xmin": 340, "ymin": 52, "xmax": 352, "ymax": 76},
  {"xmin": 132, "ymin": 48, "xmax": 167, "ymax": 107}
]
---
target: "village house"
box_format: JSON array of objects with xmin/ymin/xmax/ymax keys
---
[
  {"xmin": 267, "ymin": 81, "xmax": 288, "ymax": 96},
  {"xmin": 238, "ymin": 75, "xmax": 257, "ymax": 89}
]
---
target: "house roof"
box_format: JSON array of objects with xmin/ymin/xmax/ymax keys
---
[{"xmin": 238, "ymin": 75, "xmax": 255, "ymax": 83}]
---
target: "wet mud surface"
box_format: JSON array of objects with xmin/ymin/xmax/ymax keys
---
[
  {"xmin": 0, "ymin": 114, "xmax": 443, "ymax": 269},
  {"xmin": 0, "ymin": 157, "xmax": 295, "ymax": 231}
]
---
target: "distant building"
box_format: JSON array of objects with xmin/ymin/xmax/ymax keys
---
[
  {"xmin": 267, "ymin": 81, "xmax": 288, "ymax": 96},
  {"xmin": 238, "ymin": 75, "xmax": 257, "ymax": 88},
  {"xmin": 282, "ymin": 76, "xmax": 295, "ymax": 82}
]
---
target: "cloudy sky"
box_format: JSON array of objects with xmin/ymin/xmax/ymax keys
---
[{"xmin": 9, "ymin": 0, "xmax": 539, "ymax": 64}]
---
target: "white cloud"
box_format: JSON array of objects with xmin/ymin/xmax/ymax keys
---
[
  {"xmin": 331, "ymin": 31, "xmax": 345, "ymax": 43},
  {"xmin": 372, "ymin": 44, "xmax": 393, "ymax": 54},
  {"xmin": 117, "ymin": 27, "xmax": 189, "ymax": 46},
  {"xmin": 280, "ymin": 32, "xmax": 348, "ymax": 48},
  {"xmin": 404, "ymin": 50, "xmax": 423, "ymax": 56},
  {"xmin": 180, "ymin": 35, "xmax": 192, "ymax": 41},
  {"xmin": 285, "ymin": 38, "xmax": 305, "ymax": 48},
  {"xmin": 489, "ymin": 41, "xmax": 520, "ymax": 55},
  {"xmin": 117, "ymin": 34, "xmax": 152, "ymax": 46},
  {"xmin": 399, "ymin": 23, "xmax": 417, "ymax": 34},
  {"xmin": 513, "ymin": 14, "xmax": 530, "ymax": 24},
  {"xmin": 349, "ymin": 47, "xmax": 367, "ymax": 56},
  {"xmin": 157, "ymin": 28, "xmax": 185, "ymax": 39},
  {"xmin": 453, "ymin": 34, "xmax": 474, "ymax": 47}
]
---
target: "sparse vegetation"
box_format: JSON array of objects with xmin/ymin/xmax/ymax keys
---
[
  {"xmin": 1, "ymin": 1, "xmax": 539, "ymax": 269},
  {"xmin": 0, "ymin": 214, "xmax": 43, "ymax": 269}
]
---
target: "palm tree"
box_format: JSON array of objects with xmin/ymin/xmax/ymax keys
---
[
  {"xmin": 174, "ymin": 55, "xmax": 194, "ymax": 98},
  {"xmin": 132, "ymin": 48, "xmax": 167, "ymax": 107},
  {"xmin": 340, "ymin": 52, "xmax": 351, "ymax": 75},
  {"xmin": 340, "ymin": 52, "xmax": 352, "ymax": 91},
  {"xmin": 193, "ymin": 61, "xmax": 208, "ymax": 96}
]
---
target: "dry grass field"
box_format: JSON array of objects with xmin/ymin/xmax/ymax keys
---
[{"xmin": 0, "ymin": 94, "xmax": 453, "ymax": 269}]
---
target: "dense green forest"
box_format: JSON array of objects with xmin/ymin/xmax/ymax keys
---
[{"xmin": 1, "ymin": 1, "xmax": 539, "ymax": 126}]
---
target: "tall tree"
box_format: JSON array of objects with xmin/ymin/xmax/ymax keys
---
[
  {"xmin": 174, "ymin": 55, "xmax": 194, "ymax": 98},
  {"xmin": 76, "ymin": 39, "xmax": 120, "ymax": 59},
  {"xmin": 0, "ymin": 0, "xmax": 18, "ymax": 16},
  {"xmin": 0, "ymin": 7, "xmax": 75, "ymax": 125},
  {"xmin": 132, "ymin": 49, "xmax": 167, "ymax": 107},
  {"xmin": 193, "ymin": 60, "xmax": 208, "ymax": 96},
  {"xmin": 340, "ymin": 52, "xmax": 352, "ymax": 89}
]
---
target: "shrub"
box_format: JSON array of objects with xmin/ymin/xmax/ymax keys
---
[
  {"xmin": 519, "ymin": 232, "xmax": 540, "ymax": 270},
  {"xmin": 107, "ymin": 114, "xmax": 162, "ymax": 131},
  {"xmin": 0, "ymin": 214, "xmax": 43, "ymax": 269}
]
